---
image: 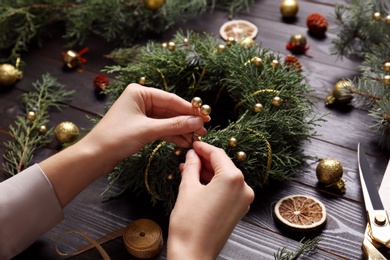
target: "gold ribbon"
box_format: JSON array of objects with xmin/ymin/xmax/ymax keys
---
[{"xmin": 144, "ymin": 141, "xmax": 167, "ymax": 200}]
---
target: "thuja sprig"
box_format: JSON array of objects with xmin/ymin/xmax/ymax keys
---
[
  {"xmin": 3, "ymin": 73, "xmax": 75, "ymax": 175},
  {"xmin": 274, "ymin": 236, "xmax": 322, "ymax": 260}
]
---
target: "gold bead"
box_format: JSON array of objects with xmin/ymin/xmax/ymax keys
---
[
  {"xmin": 167, "ymin": 173, "xmax": 175, "ymax": 181},
  {"xmin": 168, "ymin": 42, "xmax": 176, "ymax": 51},
  {"xmin": 326, "ymin": 80, "xmax": 353, "ymax": 105},
  {"xmin": 183, "ymin": 38, "xmax": 189, "ymax": 46},
  {"xmin": 139, "ymin": 76, "xmax": 146, "ymax": 85},
  {"xmin": 200, "ymin": 104, "xmax": 211, "ymax": 116},
  {"xmin": 386, "ymin": 15, "xmax": 390, "ymax": 24},
  {"xmin": 316, "ymin": 158, "xmax": 343, "ymax": 185},
  {"xmin": 162, "ymin": 42, "xmax": 168, "ymax": 48},
  {"xmin": 271, "ymin": 59, "xmax": 280, "ymax": 69},
  {"xmin": 272, "ymin": 96, "xmax": 282, "ymax": 106},
  {"xmin": 0, "ymin": 63, "xmax": 23, "ymax": 86},
  {"xmin": 218, "ymin": 44, "xmax": 226, "ymax": 52},
  {"xmin": 38, "ymin": 125, "xmax": 47, "ymax": 134},
  {"xmin": 280, "ymin": 0, "xmax": 299, "ymax": 18},
  {"xmin": 383, "ymin": 75, "xmax": 390, "ymax": 85},
  {"xmin": 240, "ymin": 37, "xmax": 255, "ymax": 47},
  {"xmin": 143, "ymin": 0, "xmax": 165, "ymax": 11},
  {"xmin": 63, "ymin": 50, "xmax": 81, "ymax": 69},
  {"xmin": 383, "ymin": 62, "xmax": 390, "ymax": 72},
  {"xmin": 173, "ymin": 146, "xmax": 183, "ymax": 156},
  {"xmin": 236, "ymin": 151, "xmax": 247, "ymax": 162},
  {"xmin": 252, "ymin": 57, "xmax": 263, "ymax": 67},
  {"xmin": 227, "ymin": 37, "xmax": 236, "ymax": 45},
  {"xmin": 191, "ymin": 97, "xmax": 202, "ymax": 108},
  {"xmin": 228, "ymin": 137, "xmax": 238, "ymax": 148},
  {"xmin": 373, "ymin": 12, "xmax": 381, "ymax": 21},
  {"xmin": 54, "ymin": 121, "xmax": 79, "ymax": 144},
  {"xmin": 253, "ymin": 103, "xmax": 263, "ymax": 113},
  {"xmin": 26, "ymin": 111, "xmax": 36, "ymax": 121}
]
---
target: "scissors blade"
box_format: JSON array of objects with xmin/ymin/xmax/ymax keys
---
[{"xmin": 358, "ymin": 143, "xmax": 384, "ymax": 210}]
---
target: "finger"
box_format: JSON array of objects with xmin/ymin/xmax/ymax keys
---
[
  {"xmin": 193, "ymin": 141, "xmax": 235, "ymax": 173},
  {"xmin": 179, "ymin": 160, "xmax": 214, "ymax": 184},
  {"xmin": 180, "ymin": 149, "xmax": 202, "ymax": 185}
]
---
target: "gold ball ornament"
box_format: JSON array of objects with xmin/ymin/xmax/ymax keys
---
[
  {"xmin": 0, "ymin": 63, "xmax": 23, "ymax": 86},
  {"xmin": 143, "ymin": 0, "xmax": 164, "ymax": 11},
  {"xmin": 63, "ymin": 50, "xmax": 81, "ymax": 69},
  {"xmin": 386, "ymin": 15, "xmax": 390, "ymax": 25},
  {"xmin": 373, "ymin": 12, "xmax": 381, "ymax": 21},
  {"xmin": 173, "ymin": 146, "xmax": 183, "ymax": 157},
  {"xmin": 227, "ymin": 37, "xmax": 236, "ymax": 46},
  {"xmin": 286, "ymin": 34, "xmax": 309, "ymax": 53},
  {"xmin": 167, "ymin": 173, "xmax": 175, "ymax": 181},
  {"xmin": 167, "ymin": 42, "xmax": 176, "ymax": 51},
  {"xmin": 200, "ymin": 104, "xmax": 211, "ymax": 116},
  {"xmin": 280, "ymin": 0, "xmax": 299, "ymax": 18},
  {"xmin": 252, "ymin": 57, "xmax": 263, "ymax": 67},
  {"xmin": 191, "ymin": 97, "xmax": 202, "ymax": 108},
  {"xmin": 26, "ymin": 111, "xmax": 36, "ymax": 121},
  {"xmin": 236, "ymin": 151, "xmax": 247, "ymax": 162},
  {"xmin": 228, "ymin": 137, "xmax": 238, "ymax": 148},
  {"xmin": 272, "ymin": 96, "xmax": 282, "ymax": 106},
  {"xmin": 383, "ymin": 75, "xmax": 390, "ymax": 85},
  {"xmin": 54, "ymin": 121, "xmax": 80, "ymax": 144},
  {"xmin": 240, "ymin": 37, "xmax": 256, "ymax": 47},
  {"xmin": 38, "ymin": 125, "xmax": 47, "ymax": 134},
  {"xmin": 253, "ymin": 103, "xmax": 263, "ymax": 113},
  {"xmin": 271, "ymin": 59, "xmax": 280, "ymax": 69},
  {"xmin": 218, "ymin": 44, "xmax": 226, "ymax": 52},
  {"xmin": 139, "ymin": 76, "xmax": 146, "ymax": 85},
  {"xmin": 316, "ymin": 158, "xmax": 346, "ymax": 193},
  {"xmin": 123, "ymin": 219, "xmax": 163, "ymax": 259},
  {"xmin": 383, "ymin": 62, "xmax": 390, "ymax": 72},
  {"xmin": 325, "ymin": 80, "xmax": 354, "ymax": 105},
  {"xmin": 183, "ymin": 38, "xmax": 189, "ymax": 46},
  {"xmin": 161, "ymin": 42, "xmax": 167, "ymax": 48}
]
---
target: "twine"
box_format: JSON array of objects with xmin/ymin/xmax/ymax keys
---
[{"xmin": 144, "ymin": 141, "xmax": 167, "ymax": 200}]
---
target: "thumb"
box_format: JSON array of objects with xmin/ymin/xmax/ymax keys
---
[
  {"xmin": 180, "ymin": 149, "xmax": 202, "ymax": 185},
  {"xmin": 152, "ymin": 116, "xmax": 204, "ymax": 138}
]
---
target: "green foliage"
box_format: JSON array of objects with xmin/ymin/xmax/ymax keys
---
[
  {"xmin": 0, "ymin": 0, "xmax": 253, "ymax": 63},
  {"xmin": 2, "ymin": 73, "xmax": 75, "ymax": 175},
  {"xmin": 331, "ymin": 0, "xmax": 390, "ymax": 150},
  {"xmin": 274, "ymin": 237, "xmax": 322, "ymax": 260},
  {"xmin": 100, "ymin": 31, "xmax": 325, "ymax": 212}
]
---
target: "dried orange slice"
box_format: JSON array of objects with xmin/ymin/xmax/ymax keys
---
[
  {"xmin": 219, "ymin": 20, "xmax": 258, "ymax": 41},
  {"xmin": 274, "ymin": 194, "xmax": 327, "ymax": 231}
]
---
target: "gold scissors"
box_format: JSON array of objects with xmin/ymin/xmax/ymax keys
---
[{"xmin": 358, "ymin": 143, "xmax": 390, "ymax": 259}]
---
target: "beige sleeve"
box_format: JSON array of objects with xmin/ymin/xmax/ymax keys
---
[{"xmin": 0, "ymin": 164, "xmax": 64, "ymax": 260}]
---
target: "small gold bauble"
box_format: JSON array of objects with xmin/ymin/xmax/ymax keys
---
[
  {"xmin": 383, "ymin": 75, "xmax": 390, "ymax": 85},
  {"xmin": 143, "ymin": 0, "xmax": 164, "ymax": 11},
  {"xmin": 227, "ymin": 37, "xmax": 236, "ymax": 45},
  {"xmin": 240, "ymin": 37, "xmax": 256, "ymax": 47},
  {"xmin": 167, "ymin": 173, "xmax": 175, "ymax": 181},
  {"xmin": 271, "ymin": 59, "xmax": 280, "ymax": 69},
  {"xmin": 168, "ymin": 42, "xmax": 176, "ymax": 51},
  {"xmin": 253, "ymin": 103, "xmax": 263, "ymax": 113},
  {"xmin": 26, "ymin": 111, "xmax": 36, "ymax": 121},
  {"xmin": 272, "ymin": 96, "xmax": 282, "ymax": 106},
  {"xmin": 383, "ymin": 62, "xmax": 390, "ymax": 72},
  {"xmin": 228, "ymin": 137, "xmax": 238, "ymax": 148},
  {"xmin": 325, "ymin": 80, "xmax": 353, "ymax": 105},
  {"xmin": 173, "ymin": 146, "xmax": 183, "ymax": 156},
  {"xmin": 54, "ymin": 121, "xmax": 80, "ymax": 144},
  {"xmin": 236, "ymin": 151, "xmax": 247, "ymax": 162},
  {"xmin": 200, "ymin": 104, "xmax": 211, "ymax": 116},
  {"xmin": 38, "ymin": 125, "xmax": 47, "ymax": 134},
  {"xmin": 252, "ymin": 57, "xmax": 263, "ymax": 67},
  {"xmin": 288, "ymin": 34, "xmax": 307, "ymax": 50},
  {"xmin": 280, "ymin": 0, "xmax": 299, "ymax": 18},
  {"xmin": 386, "ymin": 15, "xmax": 390, "ymax": 24},
  {"xmin": 139, "ymin": 76, "xmax": 146, "ymax": 85},
  {"xmin": 161, "ymin": 43, "xmax": 168, "ymax": 48},
  {"xmin": 0, "ymin": 63, "xmax": 23, "ymax": 86},
  {"xmin": 218, "ymin": 44, "xmax": 226, "ymax": 52},
  {"xmin": 316, "ymin": 158, "xmax": 345, "ymax": 193},
  {"xmin": 63, "ymin": 50, "xmax": 81, "ymax": 69},
  {"xmin": 183, "ymin": 38, "xmax": 189, "ymax": 46},
  {"xmin": 191, "ymin": 97, "xmax": 202, "ymax": 108},
  {"xmin": 373, "ymin": 12, "xmax": 381, "ymax": 21}
]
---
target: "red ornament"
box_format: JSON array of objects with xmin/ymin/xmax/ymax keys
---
[
  {"xmin": 307, "ymin": 13, "xmax": 328, "ymax": 37},
  {"xmin": 93, "ymin": 74, "xmax": 109, "ymax": 92}
]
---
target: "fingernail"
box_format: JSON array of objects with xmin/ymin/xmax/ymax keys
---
[
  {"xmin": 187, "ymin": 117, "xmax": 202, "ymax": 130},
  {"xmin": 187, "ymin": 149, "xmax": 195, "ymax": 158}
]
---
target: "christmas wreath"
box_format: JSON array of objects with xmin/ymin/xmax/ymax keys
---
[{"xmin": 101, "ymin": 31, "xmax": 325, "ymax": 212}]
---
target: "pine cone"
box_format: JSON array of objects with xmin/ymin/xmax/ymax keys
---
[
  {"xmin": 93, "ymin": 74, "xmax": 109, "ymax": 92},
  {"xmin": 284, "ymin": 54, "xmax": 302, "ymax": 72},
  {"xmin": 307, "ymin": 13, "xmax": 328, "ymax": 37}
]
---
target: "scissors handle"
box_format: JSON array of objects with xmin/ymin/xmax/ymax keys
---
[{"xmin": 362, "ymin": 225, "xmax": 387, "ymax": 260}]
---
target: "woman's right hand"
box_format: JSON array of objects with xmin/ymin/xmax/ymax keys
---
[{"xmin": 167, "ymin": 141, "xmax": 255, "ymax": 260}]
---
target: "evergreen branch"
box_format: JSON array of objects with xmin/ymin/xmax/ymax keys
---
[
  {"xmin": 2, "ymin": 73, "xmax": 75, "ymax": 175},
  {"xmin": 274, "ymin": 236, "xmax": 322, "ymax": 260}
]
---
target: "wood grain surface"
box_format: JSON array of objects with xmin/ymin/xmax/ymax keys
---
[{"xmin": 1, "ymin": 0, "xmax": 389, "ymax": 259}]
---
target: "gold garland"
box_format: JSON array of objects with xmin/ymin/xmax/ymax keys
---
[{"xmin": 144, "ymin": 141, "xmax": 167, "ymax": 200}]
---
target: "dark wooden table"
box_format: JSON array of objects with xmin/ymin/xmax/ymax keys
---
[{"xmin": 1, "ymin": 0, "xmax": 389, "ymax": 259}]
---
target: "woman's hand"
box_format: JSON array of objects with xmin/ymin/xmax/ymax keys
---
[{"xmin": 167, "ymin": 141, "xmax": 255, "ymax": 260}]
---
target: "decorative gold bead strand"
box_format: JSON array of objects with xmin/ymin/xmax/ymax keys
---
[{"xmin": 144, "ymin": 141, "xmax": 167, "ymax": 200}]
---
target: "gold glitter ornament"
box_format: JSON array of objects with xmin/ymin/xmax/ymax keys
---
[
  {"xmin": 63, "ymin": 50, "xmax": 81, "ymax": 69},
  {"xmin": 325, "ymin": 80, "xmax": 353, "ymax": 105},
  {"xmin": 252, "ymin": 57, "xmax": 263, "ymax": 67},
  {"xmin": 54, "ymin": 121, "xmax": 79, "ymax": 144},
  {"xmin": 253, "ymin": 103, "xmax": 263, "ymax": 113},
  {"xmin": 26, "ymin": 111, "xmax": 36, "ymax": 121},
  {"xmin": 228, "ymin": 137, "xmax": 238, "ymax": 148},
  {"xmin": 272, "ymin": 96, "xmax": 282, "ymax": 106},
  {"xmin": 383, "ymin": 75, "xmax": 390, "ymax": 85},
  {"xmin": 286, "ymin": 34, "xmax": 309, "ymax": 53},
  {"xmin": 143, "ymin": 0, "xmax": 164, "ymax": 11},
  {"xmin": 200, "ymin": 104, "xmax": 211, "ymax": 116},
  {"xmin": 271, "ymin": 60, "xmax": 280, "ymax": 69},
  {"xmin": 280, "ymin": 0, "xmax": 299, "ymax": 18},
  {"xmin": 316, "ymin": 158, "xmax": 346, "ymax": 193},
  {"xmin": 38, "ymin": 125, "xmax": 47, "ymax": 134},
  {"xmin": 383, "ymin": 62, "xmax": 390, "ymax": 72},
  {"xmin": 168, "ymin": 42, "xmax": 176, "ymax": 51},
  {"xmin": 191, "ymin": 97, "xmax": 202, "ymax": 108},
  {"xmin": 236, "ymin": 151, "xmax": 247, "ymax": 162},
  {"xmin": 0, "ymin": 60, "xmax": 23, "ymax": 86},
  {"xmin": 139, "ymin": 77, "xmax": 146, "ymax": 85}
]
